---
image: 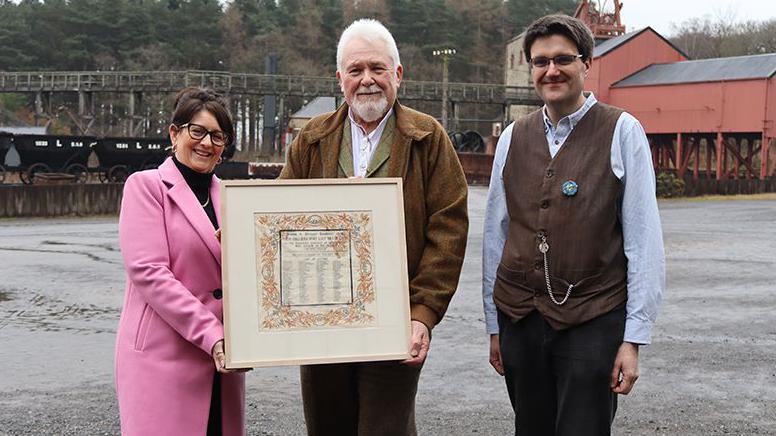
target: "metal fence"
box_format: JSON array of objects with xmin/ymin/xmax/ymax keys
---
[{"xmin": 0, "ymin": 70, "xmax": 541, "ymax": 105}]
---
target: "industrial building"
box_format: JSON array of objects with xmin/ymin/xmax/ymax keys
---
[{"xmin": 504, "ymin": 0, "xmax": 775, "ymax": 181}]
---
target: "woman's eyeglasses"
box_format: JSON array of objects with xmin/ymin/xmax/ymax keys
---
[{"xmin": 177, "ymin": 123, "xmax": 229, "ymax": 147}]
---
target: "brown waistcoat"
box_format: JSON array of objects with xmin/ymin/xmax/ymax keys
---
[{"xmin": 493, "ymin": 102, "xmax": 628, "ymax": 329}]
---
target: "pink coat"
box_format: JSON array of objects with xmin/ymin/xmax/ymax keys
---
[{"xmin": 115, "ymin": 158, "xmax": 245, "ymax": 435}]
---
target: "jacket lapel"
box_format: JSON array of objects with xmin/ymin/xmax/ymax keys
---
[
  {"xmin": 158, "ymin": 158, "xmax": 222, "ymax": 266},
  {"xmin": 338, "ymin": 118, "xmax": 355, "ymax": 177},
  {"xmin": 366, "ymin": 115, "xmax": 394, "ymax": 177},
  {"xmin": 305, "ymin": 104, "xmax": 348, "ymax": 178},
  {"xmin": 319, "ymin": 129, "xmax": 342, "ymax": 178},
  {"xmin": 388, "ymin": 102, "xmax": 425, "ymax": 178}
]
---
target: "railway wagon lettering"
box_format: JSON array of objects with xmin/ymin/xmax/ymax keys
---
[{"xmin": 4, "ymin": 134, "xmax": 173, "ymax": 184}]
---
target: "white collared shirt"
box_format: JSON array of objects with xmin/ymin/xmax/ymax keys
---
[
  {"xmin": 481, "ymin": 93, "xmax": 665, "ymax": 345},
  {"xmin": 348, "ymin": 108, "xmax": 394, "ymax": 177}
]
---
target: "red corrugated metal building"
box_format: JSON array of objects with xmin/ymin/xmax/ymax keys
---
[
  {"xmin": 607, "ymin": 54, "xmax": 776, "ymax": 180},
  {"xmin": 587, "ymin": 28, "xmax": 688, "ymax": 103},
  {"xmin": 582, "ymin": 23, "xmax": 775, "ymax": 180}
]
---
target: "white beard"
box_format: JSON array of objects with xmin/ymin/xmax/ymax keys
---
[{"xmin": 349, "ymin": 87, "xmax": 389, "ymax": 123}]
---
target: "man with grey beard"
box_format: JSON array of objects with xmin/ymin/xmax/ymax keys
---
[{"xmin": 280, "ymin": 18, "xmax": 469, "ymax": 436}]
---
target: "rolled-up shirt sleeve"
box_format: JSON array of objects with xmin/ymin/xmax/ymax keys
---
[{"xmin": 482, "ymin": 122, "xmax": 514, "ymax": 335}]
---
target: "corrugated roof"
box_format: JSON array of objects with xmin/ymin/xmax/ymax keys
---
[
  {"xmin": 593, "ymin": 27, "xmax": 688, "ymax": 59},
  {"xmin": 613, "ymin": 53, "xmax": 776, "ymax": 87},
  {"xmin": 291, "ymin": 96, "xmax": 337, "ymax": 119},
  {"xmin": 593, "ymin": 29, "xmax": 643, "ymax": 57}
]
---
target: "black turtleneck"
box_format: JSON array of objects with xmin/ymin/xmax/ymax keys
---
[
  {"xmin": 172, "ymin": 155, "xmax": 218, "ymax": 229},
  {"xmin": 171, "ymin": 155, "xmax": 222, "ymax": 435}
]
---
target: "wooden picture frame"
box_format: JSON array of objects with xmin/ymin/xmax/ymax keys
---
[{"xmin": 220, "ymin": 178, "xmax": 411, "ymax": 368}]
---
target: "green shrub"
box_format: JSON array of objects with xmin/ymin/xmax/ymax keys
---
[
  {"xmin": 656, "ymin": 172, "xmax": 685, "ymax": 198},
  {"xmin": 0, "ymin": 94, "xmax": 28, "ymax": 112}
]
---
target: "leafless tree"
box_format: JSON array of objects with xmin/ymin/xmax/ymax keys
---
[{"xmin": 670, "ymin": 8, "xmax": 776, "ymax": 59}]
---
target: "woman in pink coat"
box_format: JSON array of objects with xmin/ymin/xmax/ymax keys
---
[{"xmin": 115, "ymin": 87, "xmax": 245, "ymax": 435}]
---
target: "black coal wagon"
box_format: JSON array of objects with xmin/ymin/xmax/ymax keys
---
[
  {"xmin": 92, "ymin": 137, "xmax": 170, "ymax": 182},
  {"xmin": 5, "ymin": 134, "xmax": 97, "ymax": 183}
]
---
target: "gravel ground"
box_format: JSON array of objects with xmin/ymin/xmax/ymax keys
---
[{"xmin": 0, "ymin": 187, "xmax": 774, "ymax": 435}]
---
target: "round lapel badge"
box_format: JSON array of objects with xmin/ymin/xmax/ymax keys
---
[{"xmin": 561, "ymin": 180, "xmax": 578, "ymax": 197}]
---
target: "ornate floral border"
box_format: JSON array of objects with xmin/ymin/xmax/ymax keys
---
[{"xmin": 254, "ymin": 211, "xmax": 376, "ymax": 330}]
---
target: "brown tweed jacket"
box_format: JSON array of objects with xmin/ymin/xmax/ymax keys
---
[{"xmin": 279, "ymin": 101, "xmax": 469, "ymax": 330}]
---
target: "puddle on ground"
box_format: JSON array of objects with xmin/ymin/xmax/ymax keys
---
[
  {"xmin": 42, "ymin": 240, "xmax": 118, "ymax": 252},
  {"xmin": 0, "ymin": 246, "xmax": 121, "ymax": 265},
  {"xmin": 0, "ymin": 292, "xmax": 118, "ymax": 333}
]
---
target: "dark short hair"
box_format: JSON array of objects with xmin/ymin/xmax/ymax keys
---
[
  {"xmin": 523, "ymin": 14, "xmax": 594, "ymax": 63},
  {"xmin": 171, "ymin": 87, "xmax": 235, "ymax": 148}
]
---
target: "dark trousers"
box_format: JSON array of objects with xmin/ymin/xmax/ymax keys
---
[
  {"xmin": 300, "ymin": 360, "xmax": 422, "ymax": 436},
  {"xmin": 498, "ymin": 307, "xmax": 625, "ymax": 436},
  {"xmin": 207, "ymin": 372, "xmax": 221, "ymax": 436}
]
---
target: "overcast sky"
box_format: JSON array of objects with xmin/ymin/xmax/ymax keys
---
[{"xmin": 618, "ymin": 0, "xmax": 776, "ymax": 36}]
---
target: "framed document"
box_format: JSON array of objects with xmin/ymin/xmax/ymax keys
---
[{"xmin": 220, "ymin": 178, "xmax": 411, "ymax": 368}]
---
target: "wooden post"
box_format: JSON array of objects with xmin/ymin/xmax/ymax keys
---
[
  {"xmin": 78, "ymin": 91, "xmax": 89, "ymax": 116},
  {"xmin": 452, "ymin": 101, "xmax": 460, "ymax": 133},
  {"xmin": 706, "ymin": 138, "xmax": 713, "ymax": 179},
  {"xmin": 247, "ymin": 98, "xmax": 255, "ymax": 154},
  {"xmin": 231, "ymin": 99, "xmax": 241, "ymax": 152},
  {"xmin": 441, "ymin": 55, "xmax": 449, "ymax": 130},
  {"xmin": 746, "ymin": 138, "xmax": 753, "ymax": 180},
  {"xmin": 128, "ymin": 92, "xmax": 136, "ymax": 136},
  {"xmin": 693, "ymin": 138, "xmax": 700, "ymax": 180},
  {"xmin": 275, "ymin": 96, "xmax": 285, "ymax": 157},
  {"xmin": 732, "ymin": 137, "xmax": 739, "ymax": 180},
  {"xmin": 722, "ymin": 136, "xmax": 729, "ymax": 179},
  {"xmin": 34, "ymin": 91, "xmax": 50, "ymax": 126},
  {"xmin": 240, "ymin": 96, "xmax": 246, "ymax": 151},
  {"xmin": 258, "ymin": 98, "xmax": 264, "ymax": 155},
  {"xmin": 35, "ymin": 91, "xmax": 44, "ymax": 115},
  {"xmin": 762, "ymin": 133, "xmax": 771, "ymax": 179},
  {"xmin": 716, "ymin": 132, "xmax": 724, "ymax": 180},
  {"xmin": 676, "ymin": 132, "xmax": 683, "ymax": 176}
]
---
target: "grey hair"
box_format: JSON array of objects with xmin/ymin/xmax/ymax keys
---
[{"xmin": 336, "ymin": 19, "xmax": 401, "ymax": 72}]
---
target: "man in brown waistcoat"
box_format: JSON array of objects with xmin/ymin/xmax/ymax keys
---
[
  {"xmin": 280, "ymin": 18, "xmax": 469, "ymax": 436},
  {"xmin": 482, "ymin": 14, "xmax": 665, "ymax": 436}
]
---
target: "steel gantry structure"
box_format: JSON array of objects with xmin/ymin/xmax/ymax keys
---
[{"xmin": 0, "ymin": 70, "xmax": 541, "ymax": 156}]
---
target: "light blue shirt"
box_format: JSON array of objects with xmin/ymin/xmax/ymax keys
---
[{"xmin": 481, "ymin": 94, "xmax": 665, "ymax": 345}]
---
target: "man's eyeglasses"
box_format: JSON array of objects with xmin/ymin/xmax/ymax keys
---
[
  {"xmin": 529, "ymin": 54, "xmax": 584, "ymax": 69},
  {"xmin": 177, "ymin": 123, "xmax": 229, "ymax": 147}
]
